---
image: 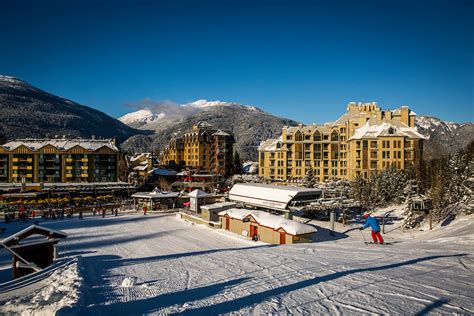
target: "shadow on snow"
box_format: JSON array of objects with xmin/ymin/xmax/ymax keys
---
[{"xmin": 180, "ymin": 254, "xmax": 466, "ymax": 315}]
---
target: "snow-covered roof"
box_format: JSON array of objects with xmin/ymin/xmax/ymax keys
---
[
  {"xmin": 130, "ymin": 153, "xmax": 152, "ymax": 162},
  {"xmin": 1, "ymin": 138, "xmax": 119, "ymax": 152},
  {"xmin": 212, "ymin": 129, "xmax": 231, "ymax": 136},
  {"xmin": 200, "ymin": 202, "xmax": 237, "ymax": 211},
  {"xmin": 188, "ymin": 189, "xmax": 208, "ymax": 198},
  {"xmin": 218, "ymin": 209, "xmax": 317, "ymax": 235},
  {"xmin": 258, "ymin": 136, "xmax": 287, "ymax": 151},
  {"xmin": 228, "ymin": 183, "xmax": 322, "ymax": 211},
  {"xmin": 348, "ymin": 121, "xmax": 426, "ymax": 140},
  {"xmin": 133, "ymin": 165, "xmax": 148, "ymax": 171},
  {"xmin": 242, "ymin": 161, "xmax": 257, "ymax": 174},
  {"xmin": 131, "ymin": 187, "xmax": 180, "ymax": 199}
]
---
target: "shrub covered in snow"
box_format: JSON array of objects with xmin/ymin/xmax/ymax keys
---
[
  {"xmin": 225, "ymin": 174, "xmax": 264, "ymax": 187},
  {"xmin": 350, "ymin": 166, "xmax": 415, "ymax": 210}
]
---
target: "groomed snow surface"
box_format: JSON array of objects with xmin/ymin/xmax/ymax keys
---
[{"xmin": 0, "ymin": 211, "xmax": 473, "ymax": 315}]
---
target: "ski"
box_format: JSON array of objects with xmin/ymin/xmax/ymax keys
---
[{"xmin": 364, "ymin": 241, "xmax": 396, "ymax": 245}]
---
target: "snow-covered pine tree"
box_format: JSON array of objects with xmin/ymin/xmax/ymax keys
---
[{"xmin": 302, "ymin": 168, "xmax": 316, "ymax": 188}]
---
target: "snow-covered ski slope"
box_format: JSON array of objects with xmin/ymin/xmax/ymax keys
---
[{"xmin": 0, "ymin": 213, "xmax": 473, "ymax": 315}]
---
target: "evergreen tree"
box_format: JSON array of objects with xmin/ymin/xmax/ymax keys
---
[
  {"xmin": 233, "ymin": 151, "xmax": 243, "ymax": 175},
  {"xmin": 302, "ymin": 168, "xmax": 316, "ymax": 188}
]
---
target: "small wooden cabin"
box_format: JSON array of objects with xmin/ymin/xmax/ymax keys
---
[
  {"xmin": 219, "ymin": 209, "xmax": 316, "ymax": 244},
  {"xmin": 1, "ymin": 225, "xmax": 67, "ymax": 279}
]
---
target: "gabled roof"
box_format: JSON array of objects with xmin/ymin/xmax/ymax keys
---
[
  {"xmin": 1, "ymin": 138, "xmax": 119, "ymax": 152},
  {"xmin": 218, "ymin": 209, "xmax": 317, "ymax": 235},
  {"xmin": 348, "ymin": 121, "xmax": 426, "ymax": 140},
  {"xmin": 212, "ymin": 129, "xmax": 231, "ymax": 136},
  {"xmin": 131, "ymin": 187, "xmax": 180, "ymax": 199},
  {"xmin": 130, "ymin": 153, "xmax": 152, "ymax": 162},
  {"xmin": 258, "ymin": 137, "xmax": 287, "ymax": 151},
  {"xmin": 188, "ymin": 189, "xmax": 208, "ymax": 198},
  {"xmin": 196, "ymin": 121, "xmax": 213, "ymax": 128},
  {"xmin": 1, "ymin": 225, "xmax": 67, "ymax": 247}
]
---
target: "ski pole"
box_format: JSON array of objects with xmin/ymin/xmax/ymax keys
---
[{"xmin": 359, "ymin": 228, "xmax": 368, "ymax": 245}]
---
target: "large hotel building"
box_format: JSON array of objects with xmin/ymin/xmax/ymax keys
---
[
  {"xmin": 258, "ymin": 102, "xmax": 425, "ymax": 182},
  {"xmin": 160, "ymin": 121, "xmax": 235, "ymax": 176},
  {"xmin": 0, "ymin": 138, "xmax": 120, "ymax": 183}
]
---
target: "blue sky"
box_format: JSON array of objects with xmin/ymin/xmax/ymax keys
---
[{"xmin": 1, "ymin": 0, "xmax": 472, "ymax": 123}]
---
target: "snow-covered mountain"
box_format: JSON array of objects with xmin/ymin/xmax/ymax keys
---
[
  {"xmin": 416, "ymin": 115, "xmax": 461, "ymax": 137},
  {"xmin": 188, "ymin": 99, "xmax": 232, "ymax": 108},
  {"xmin": 118, "ymin": 99, "xmax": 262, "ymax": 131},
  {"xmin": 121, "ymin": 103, "xmax": 297, "ymax": 161},
  {"xmin": 118, "ymin": 109, "xmax": 166, "ymax": 129},
  {"xmin": 415, "ymin": 115, "xmax": 473, "ymax": 159}
]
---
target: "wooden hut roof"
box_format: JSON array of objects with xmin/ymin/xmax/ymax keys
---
[{"xmin": 1, "ymin": 225, "xmax": 67, "ymax": 247}]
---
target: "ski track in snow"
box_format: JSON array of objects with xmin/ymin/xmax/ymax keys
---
[{"xmin": 0, "ymin": 213, "xmax": 473, "ymax": 315}]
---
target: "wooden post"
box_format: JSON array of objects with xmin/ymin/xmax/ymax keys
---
[
  {"xmin": 429, "ymin": 210, "xmax": 433, "ymax": 230},
  {"xmin": 330, "ymin": 210, "xmax": 335, "ymax": 236},
  {"xmin": 382, "ymin": 215, "xmax": 385, "ymax": 234},
  {"xmin": 53, "ymin": 244, "xmax": 58, "ymax": 259}
]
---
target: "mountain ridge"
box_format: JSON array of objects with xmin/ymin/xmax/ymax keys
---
[
  {"xmin": 0, "ymin": 75, "xmax": 471, "ymax": 161},
  {"xmin": 0, "ymin": 75, "xmax": 146, "ymax": 143},
  {"xmin": 119, "ymin": 104, "xmax": 473, "ymax": 161}
]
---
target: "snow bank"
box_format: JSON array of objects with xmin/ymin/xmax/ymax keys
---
[
  {"xmin": 121, "ymin": 276, "xmax": 138, "ymax": 287},
  {"xmin": 0, "ymin": 257, "xmax": 84, "ymax": 316}
]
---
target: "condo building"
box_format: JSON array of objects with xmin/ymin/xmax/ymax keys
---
[
  {"xmin": 258, "ymin": 102, "xmax": 425, "ymax": 182},
  {"xmin": 160, "ymin": 121, "xmax": 235, "ymax": 176},
  {"xmin": 0, "ymin": 138, "xmax": 120, "ymax": 183}
]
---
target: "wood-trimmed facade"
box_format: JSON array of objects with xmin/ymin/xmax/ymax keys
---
[
  {"xmin": 220, "ymin": 213, "xmax": 314, "ymax": 245},
  {"xmin": 0, "ymin": 139, "xmax": 120, "ymax": 183}
]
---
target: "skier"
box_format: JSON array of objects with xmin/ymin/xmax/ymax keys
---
[{"xmin": 360, "ymin": 213, "xmax": 384, "ymax": 244}]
